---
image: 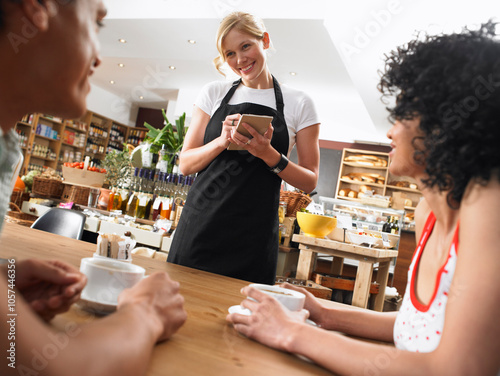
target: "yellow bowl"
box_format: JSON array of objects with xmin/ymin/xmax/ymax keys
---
[{"xmin": 296, "ymin": 212, "xmax": 337, "ymax": 238}]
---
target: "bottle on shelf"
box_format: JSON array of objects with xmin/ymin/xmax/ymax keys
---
[
  {"xmin": 136, "ymin": 169, "xmax": 152, "ymax": 219},
  {"xmin": 108, "ymin": 187, "xmax": 115, "ymax": 211},
  {"xmin": 391, "ymin": 218, "xmax": 400, "ymax": 235},
  {"xmin": 126, "ymin": 168, "xmax": 142, "ymax": 217},
  {"xmin": 144, "ymin": 170, "xmax": 155, "ymax": 220},
  {"xmin": 382, "ymin": 216, "xmax": 393, "ymax": 233},
  {"xmin": 151, "ymin": 172, "xmax": 164, "ymax": 221}
]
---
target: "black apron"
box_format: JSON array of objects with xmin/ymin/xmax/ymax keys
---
[{"xmin": 167, "ymin": 76, "xmax": 289, "ymax": 284}]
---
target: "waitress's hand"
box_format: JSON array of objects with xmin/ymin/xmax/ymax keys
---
[
  {"xmin": 230, "ymin": 121, "xmax": 274, "ymax": 157},
  {"xmin": 219, "ymin": 114, "xmax": 242, "ymax": 149},
  {"xmin": 226, "ymin": 286, "xmax": 308, "ymax": 351}
]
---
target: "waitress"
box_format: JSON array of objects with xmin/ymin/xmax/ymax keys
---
[{"xmin": 167, "ymin": 12, "xmax": 320, "ymax": 284}]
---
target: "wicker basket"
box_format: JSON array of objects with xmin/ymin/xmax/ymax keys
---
[
  {"xmin": 5, "ymin": 202, "xmax": 38, "ymax": 227},
  {"xmin": 10, "ymin": 190, "xmax": 30, "ymax": 208},
  {"xmin": 279, "ymin": 191, "xmax": 312, "ymax": 217},
  {"xmin": 32, "ymin": 177, "xmax": 64, "ymax": 198},
  {"xmin": 61, "ymin": 184, "xmax": 90, "ymax": 206}
]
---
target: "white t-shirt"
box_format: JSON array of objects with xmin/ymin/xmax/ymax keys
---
[{"xmin": 195, "ymin": 80, "xmax": 320, "ymax": 156}]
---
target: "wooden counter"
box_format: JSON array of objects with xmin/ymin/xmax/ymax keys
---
[{"xmin": 0, "ymin": 222, "xmax": 346, "ymax": 375}]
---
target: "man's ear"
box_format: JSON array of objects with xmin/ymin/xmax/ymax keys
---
[{"xmin": 21, "ymin": 0, "xmax": 56, "ymax": 32}]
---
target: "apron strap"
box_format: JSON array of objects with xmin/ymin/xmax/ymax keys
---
[
  {"xmin": 221, "ymin": 79, "xmax": 242, "ymax": 105},
  {"xmin": 272, "ymin": 75, "xmax": 284, "ymax": 114}
]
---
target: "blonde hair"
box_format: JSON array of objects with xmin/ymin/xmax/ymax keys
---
[{"xmin": 213, "ymin": 12, "xmax": 267, "ymax": 76}]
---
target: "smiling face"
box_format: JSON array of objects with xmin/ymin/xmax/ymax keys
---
[
  {"xmin": 43, "ymin": 0, "xmax": 107, "ymax": 117},
  {"xmin": 221, "ymin": 28, "xmax": 271, "ymax": 88},
  {"xmin": 21, "ymin": 0, "xmax": 107, "ymax": 119},
  {"xmin": 386, "ymin": 117, "xmax": 427, "ymax": 179}
]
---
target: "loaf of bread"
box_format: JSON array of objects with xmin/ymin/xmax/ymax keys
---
[
  {"xmin": 347, "ymin": 190, "xmax": 358, "ymax": 198},
  {"xmin": 338, "ymin": 188, "xmax": 351, "ymax": 196},
  {"xmin": 344, "ymin": 154, "xmax": 388, "ymax": 167},
  {"xmin": 359, "ymin": 185, "xmax": 370, "ymax": 193}
]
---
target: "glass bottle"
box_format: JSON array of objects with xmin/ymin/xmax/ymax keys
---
[
  {"xmin": 151, "ymin": 172, "xmax": 164, "ymax": 221},
  {"xmin": 127, "ymin": 168, "xmax": 143, "ymax": 217},
  {"xmin": 160, "ymin": 174, "xmax": 172, "ymax": 220},
  {"xmin": 107, "ymin": 187, "xmax": 115, "ymax": 211},
  {"xmin": 391, "ymin": 218, "xmax": 400, "ymax": 235},
  {"xmin": 144, "ymin": 170, "xmax": 155, "ymax": 220}
]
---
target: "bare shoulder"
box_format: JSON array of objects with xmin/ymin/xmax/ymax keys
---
[{"xmin": 460, "ymin": 173, "xmax": 500, "ymax": 221}]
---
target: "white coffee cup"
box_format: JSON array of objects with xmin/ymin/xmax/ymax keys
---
[
  {"xmin": 80, "ymin": 257, "xmax": 145, "ymax": 304},
  {"xmin": 249, "ymin": 283, "xmax": 305, "ymax": 311}
]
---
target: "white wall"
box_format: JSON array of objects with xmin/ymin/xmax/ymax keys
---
[{"xmin": 86, "ymin": 84, "xmax": 135, "ymax": 126}]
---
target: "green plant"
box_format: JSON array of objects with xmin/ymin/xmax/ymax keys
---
[
  {"xmin": 144, "ymin": 110, "xmax": 187, "ymax": 155},
  {"xmin": 101, "ymin": 147, "xmax": 132, "ymax": 187}
]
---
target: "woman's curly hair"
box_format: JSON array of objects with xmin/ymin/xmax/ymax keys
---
[{"xmin": 379, "ymin": 21, "xmax": 500, "ymax": 208}]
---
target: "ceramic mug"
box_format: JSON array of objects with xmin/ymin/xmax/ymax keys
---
[
  {"xmin": 80, "ymin": 257, "xmax": 145, "ymax": 304},
  {"xmin": 249, "ymin": 283, "xmax": 305, "ymax": 311}
]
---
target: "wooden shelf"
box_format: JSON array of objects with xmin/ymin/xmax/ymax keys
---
[
  {"xmin": 30, "ymin": 155, "xmax": 57, "ymax": 162},
  {"xmin": 34, "ymin": 133, "xmax": 59, "ymax": 142},
  {"xmin": 386, "ymin": 185, "xmax": 421, "ymax": 193},
  {"xmin": 339, "ymin": 179, "xmax": 385, "ymax": 188},
  {"xmin": 342, "ymin": 162, "xmax": 387, "ymax": 169},
  {"xmin": 335, "ymin": 148, "xmax": 422, "ymax": 214},
  {"xmin": 62, "ymin": 141, "xmax": 84, "ymax": 148}
]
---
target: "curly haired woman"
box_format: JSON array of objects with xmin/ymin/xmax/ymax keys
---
[{"xmin": 227, "ymin": 21, "xmax": 500, "ymax": 375}]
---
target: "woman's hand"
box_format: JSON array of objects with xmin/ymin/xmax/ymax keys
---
[
  {"xmin": 118, "ymin": 272, "xmax": 187, "ymax": 343},
  {"xmin": 12, "ymin": 259, "xmax": 87, "ymax": 322},
  {"xmin": 280, "ymin": 282, "xmax": 327, "ymax": 326},
  {"xmin": 229, "ymin": 121, "xmax": 275, "ymax": 157},
  {"xmin": 226, "ymin": 286, "xmax": 308, "ymax": 351},
  {"xmin": 219, "ymin": 114, "xmax": 242, "ymax": 149}
]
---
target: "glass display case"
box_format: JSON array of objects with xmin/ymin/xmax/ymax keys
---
[{"xmin": 319, "ymin": 196, "xmax": 406, "ymax": 250}]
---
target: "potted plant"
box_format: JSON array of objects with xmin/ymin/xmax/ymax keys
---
[
  {"xmin": 143, "ymin": 110, "xmax": 187, "ymax": 172},
  {"xmin": 101, "ymin": 146, "xmax": 133, "ymax": 188}
]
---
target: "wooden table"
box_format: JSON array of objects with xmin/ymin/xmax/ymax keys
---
[
  {"xmin": 292, "ymin": 234, "xmax": 398, "ymax": 311},
  {"xmin": 0, "ymin": 223, "xmax": 341, "ymax": 376}
]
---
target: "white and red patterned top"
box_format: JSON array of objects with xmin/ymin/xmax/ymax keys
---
[{"xmin": 393, "ymin": 212, "xmax": 459, "ymax": 352}]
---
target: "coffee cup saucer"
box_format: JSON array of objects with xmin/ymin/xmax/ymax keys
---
[
  {"xmin": 228, "ymin": 305, "xmax": 317, "ymax": 326},
  {"xmin": 77, "ymin": 292, "xmax": 117, "ymax": 315}
]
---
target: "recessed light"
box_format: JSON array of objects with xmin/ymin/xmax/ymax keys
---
[
  {"xmin": 188, "ymin": 40, "xmax": 196, "ymax": 44},
  {"xmin": 289, "ymin": 72, "xmax": 297, "ymax": 76},
  {"xmin": 139, "ymin": 96, "xmax": 144, "ymax": 100},
  {"xmin": 118, "ymin": 63, "xmax": 125, "ymax": 68},
  {"xmin": 118, "ymin": 39, "xmax": 127, "ymax": 43},
  {"xmin": 169, "ymin": 66, "xmax": 176, "ymax": 70},
  {"xmin": 110, "ymin": 80, "xmax": 115, "ymax": 84}
]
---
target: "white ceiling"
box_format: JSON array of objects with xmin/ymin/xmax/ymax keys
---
[{"xmin": 90, "ymin": 0, "xmax": 500, "ymax": 143}]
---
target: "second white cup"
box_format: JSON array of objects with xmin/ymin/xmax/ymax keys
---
[
  {"xmin": 249, "ymin": 283, "xmax": 305, "ymax": 311},
  {"xmin": 80, "ymin": 257, "xmax": 145, "ymax": 304}
]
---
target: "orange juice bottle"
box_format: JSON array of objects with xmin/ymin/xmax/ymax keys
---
[{"xmin": 107, "ymin": 188, "xmax": 115, "ymax": 211}]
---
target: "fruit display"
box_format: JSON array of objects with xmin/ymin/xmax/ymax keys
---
[{"xmin": 63, "ymin": 161, "xmax": 106, "ymax": 174}]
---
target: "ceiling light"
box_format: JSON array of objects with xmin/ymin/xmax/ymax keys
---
[
  {"xmin": 169, "ymin": 66, "xmax": 176, "ymax": 70},
  {"xmin": 188, "ymin": 40, "xmax": 196, "ymax": 44},
  {"xmin": 118, "ymin": 39, "xmax": 127, "ymax": 43},
  {"xmin": 290, "ymin": 72, "xmax": 297, "ymax": 76},
  {"xmin": 139, "ymin": 96, "xmax": 144, "ymax": 100},
  {"xmin": 110, "ymin": 80, "xmax": 115, "ymax": 84},
  {"xmin": 118, "ymin": 63, "xmax": 125, "ymax": 68}
]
